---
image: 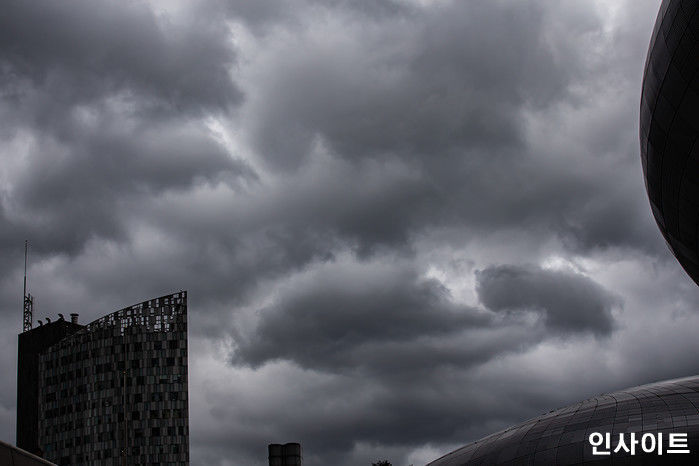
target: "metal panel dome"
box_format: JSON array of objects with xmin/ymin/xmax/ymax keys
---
[
  {"xmin": 640, "ymin": 0, "xmax": 699, "ymax": 285},
  {"xmin": 427, "ymin": 376, "xmax": 699, "ymax": 465}
]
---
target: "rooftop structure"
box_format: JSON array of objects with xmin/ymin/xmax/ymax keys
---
[
  {"xmin": 17, "ymin": 291, "xmax": 189, "ymax": 466},
  {"xmin": 268, "ymin": 443, "xmax": 303, "ymax": 466}
]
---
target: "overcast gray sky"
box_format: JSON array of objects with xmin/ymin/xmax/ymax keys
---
[{"xmin": 3, "ymin": 0, "xmax": 697, "ymax": 464}]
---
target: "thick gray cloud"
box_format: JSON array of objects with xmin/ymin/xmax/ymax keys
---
[
  {"xmin": 233, "ymin": 262, "xmax": 619, "ymax": 378},
  {"xmin": 0, "ymin": 0, "xmax": 251, "ymax": 259},
  {"xmin": 1, "ymin": 0, "xmax": 688, "ymax": 465},
  {"xmin": 234, "ymin": 264, "xmax": 495, "ymax": 372},
  {"xmin": 0, "ymin": 0, "xmax": 241, "ymax": 115},
  {"xmin": 226, "ymin": 0, "xmax": 663, "ymax": 263},
  {"xmin": 476, "ymin": 264, "xmax": 621, "ymax": 336},
  {"xmin": 234, "ymin": 269, "xmax": 482, "ymax": 369},
  {"xmin": 245, "ymin": 1, "xmax": 578, "ymax": 171}
]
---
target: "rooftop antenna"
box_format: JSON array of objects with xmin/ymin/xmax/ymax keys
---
[{"xmin": 22, "ymin": 240, "xmax": 33, "ymax": 332}]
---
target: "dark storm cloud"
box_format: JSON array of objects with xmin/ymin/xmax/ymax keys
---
[
  {"xmin": 232, "ymin": 262, "xmax": 617, "ymax": 378},
  {"xmin": 0, "ymin": 0, "xmax": 241, "ymax": 116},
  {"xmin": 0, "ymin": 0, "xmax": 678, "ymax": 465},
  {"xmin": 218, "ymin": 0, "xmax": 408, "ymax": 32},
  {"xmin": 0, "ymin": 0, "xmax": 251, "ymax": 258},
  {"xmin": 247, "ymin": 1, "xmax": 578, "ymax": 171},
  {"xmin": 233, "ymin": 266, "xmax": 492, "ymax": 371},
  {"xmin": 233, "ymin": 0, "xmax": 663, "ymax": 261},
  {"xmin": 12, "ymin": 118, "xmax": 252, "ymax": 255},
  {"xmin": 476, "ymin": 264, "xmax": 621, "ymax": 335}
]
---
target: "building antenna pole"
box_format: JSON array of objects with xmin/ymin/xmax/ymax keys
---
[
  {"xmin": 23, "ymin": 240, "xmax": 27, "ymax": 302},
  {"xmin": 22, "ymin": 241, "xmax": 33, "ymax": 332}
]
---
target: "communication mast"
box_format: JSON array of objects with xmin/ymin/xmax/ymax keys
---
[{"xmin": 23, "ymin": 240, "xmax": 33, "ymax": 332}]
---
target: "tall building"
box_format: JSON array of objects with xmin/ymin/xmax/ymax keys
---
[
  {"xmin": 17, "ymin": 291, "xmax": 190, "ymax": 466},
  {"xmin": 17, "ymin": 313, "xmax": 84, "ymax": 456}
]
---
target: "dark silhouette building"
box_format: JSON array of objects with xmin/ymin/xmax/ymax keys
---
[
  {"xmin": 17, "ymin": 291, "xmax": 189, "ymax": 466},
  {"xmin": 427, "ymin": 376, "xmax": 699, "ymax": 465},
  {"xmin": 640, "ymin": 0, "xmax": 699, "ymax": 285},
  {"xmin": 17, "ymin": 315, "xmax": 84, "ymax": 456}
]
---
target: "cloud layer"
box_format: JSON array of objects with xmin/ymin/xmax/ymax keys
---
[
  {"xmin": 4, "ymin": 0, "xmax": 699, "ymax": 465},
  {"xmin": 476, "ymin": 264, "xmax": 620, "ymax": 335}
]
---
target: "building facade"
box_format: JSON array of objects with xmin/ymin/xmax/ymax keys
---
[
  {"xmin": 17, "ymin": 315, "xmax": 84, "ymax": 456},
  {"xmin": 17, "ymin": 291, "xmax": 189, "ymax": 466},
  {"xmin": 640, "ymin": 0, "xmax": 699, "ymax": 284}
]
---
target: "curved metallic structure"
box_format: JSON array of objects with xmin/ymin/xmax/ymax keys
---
[
  {"xmin": 640, "ymin": 0, "xmax": 699, "ymax": 284},
  {"xmin": 427, "ymin": 376, "xmax": 699, "ymax": 465}
]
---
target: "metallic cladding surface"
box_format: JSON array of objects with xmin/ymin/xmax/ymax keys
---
[
  {"xmin": 640, "ymin": 0, "xmax": 699, "ymax": 285},
  {"xmin": 427, "ymin": 376, "xmax": 699, "ymax": 465}
]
